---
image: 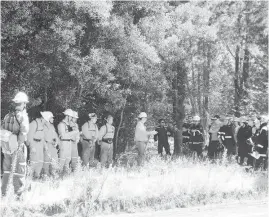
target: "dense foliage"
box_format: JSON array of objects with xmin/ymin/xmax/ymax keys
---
[{"xmin": 1, "ymin": 1, "xmax": 268, "ymax": 155}]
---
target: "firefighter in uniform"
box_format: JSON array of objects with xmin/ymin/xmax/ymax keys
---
[
  {"xmin": 27, "ymin": 112, "xmax": 46, "ymax": 179},
  {"xmin": 70, "ymin": 111, "xmax": 80, "ymax": 171},
  {"xmin": 1, "ymin": 92, "xmax": 29, "ymax": 197},
  {"xmin": 57, "ymin": 109, "xmax": 78, "ymax": 174},
  {"xmin": 134, "ymin": 112, "xmax": 157, "ymax": 166},
  {"xmin": 189, "ymin": 115, "xmax": 204, "ymax": 158},
  {"xmin": 154, "ymin": 119, "xmax": 171, "ymax": 157},
  {"xmin": 42, "ymin": 111, "xmax": 59, "ymax": 177},
  {"xmin": 99, "ymin": 114, "xmax": 115, "ymax": 167},
  {"xmin": 81, "ymin": 113, "xmax": 98, "ymax": 167},
  {"xmin": 218, "ymin": 117, "xmax": 236, "ymax": 159},
  {"xmin": 208, "ymin": 115, "xmax": 222, "ymax": 160},
  {"xmin": 237, "ymin": 116, "xmax": 252, "ymax": 165},
  {"xmin": 248, "ymin": 115, "xmax": 268, "ymax": 170}
]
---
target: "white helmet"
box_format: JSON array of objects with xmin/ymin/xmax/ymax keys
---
[
  {"xmin": 193, "ymin": 115, "xmax": 200, "ymax": 121},
  {"xmin": 260, "ymin": 115, "xmax": 269, "ymax": 123},
  {"xmin": 63, "ymin": 109, "xmax": 73, "ymax": 117},
  {"xmin": 138, "ymin": 112, "xmax": 147, "ymax": 118},
  {"xmin": 72, "ymin": 111, "xmax": 79, "ymax": 119},
  {"xmin": 41, "ymin": 111, "xmax": 54, "ymax": 122},
  {"xmin": 12, "ymin": 92, "xmax": 29, "ymax": 103}
]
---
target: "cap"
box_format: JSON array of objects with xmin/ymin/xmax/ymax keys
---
[{"xmin": 88, "ymin": 113, "xmax": 97, "ymax": 118}]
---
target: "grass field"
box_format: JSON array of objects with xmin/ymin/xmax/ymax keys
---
[{"xmin": 1, "ymin": 146, "xmax": 268, "ymax": 217}]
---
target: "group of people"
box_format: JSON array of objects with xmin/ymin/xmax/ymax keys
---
[
  {"xmin": 0, "ymin": 92, "xmax": 268, "ymax": 199},
  {"xmin": 152, "ymin": 114, "xmax": 268, "ymax": 170},
  {"xmin": 0, "ymin": 92, "xmax": 116, "ymax": 197}
]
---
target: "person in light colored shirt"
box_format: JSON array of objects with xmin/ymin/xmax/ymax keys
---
[
  {"xmin": 134, "ymin": 112, "xmax": 157, "ymax": 166},
  {"xmin": 81, "ymin": 113, "xmax": 99, "ymax": 167},
  {"xmin": 99, "ymin": 114, "xmax": 115, "ymax": 167}
]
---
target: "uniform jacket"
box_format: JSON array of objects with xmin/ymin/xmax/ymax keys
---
[
  {"xmin": 3, "ymin": 110, "xmax": 29, "ymax": 144},
  {"xmin": 237, "ymin": 124, "xmax": 252, "ymax": 144},
  {"xmin": 218, "ymin": 124, "xmax": 235, "ymax": 143},
  {"xmin": 189, "ymin": 124, "xmax": 204, "ymax": 143},
  {"xmin": 154, "ymin": 126, "xmax": 169, "ymax": 145},
  {"xmin": 254, "ymin": 123, "xmax": 268, "ymax": 154},
  {"xmin": 134, "ymin": 121, "xmax": 149, "ymax": 142}
]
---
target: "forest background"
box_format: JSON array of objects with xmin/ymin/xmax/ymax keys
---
[{"xmin": 1, "ymin": 1, "xmax": 268, "ymax": 156}]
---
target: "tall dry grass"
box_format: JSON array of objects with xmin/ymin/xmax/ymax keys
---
[{"xmin": 0, "ymin": 152, "xmax": 268, "ymax": 217}]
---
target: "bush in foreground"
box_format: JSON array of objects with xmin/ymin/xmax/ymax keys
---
[{"xmin": 1, "ymin": 156, "xmax": 268, "ymax": 217}]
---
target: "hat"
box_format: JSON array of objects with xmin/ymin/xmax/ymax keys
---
[
  {"xmin": 240, "ymin": 116, "xmax": 248, "ymax": 123},
  {"xmin": 233, "ymin": 117, "xmax": 240, "ymax": 122},
  {"xmin": 193, "ymin": 115, "xmax": 200, "ymax": 121},
  {"xmin": 211, "ymin": 115, "xmax": 220, "ymax": 120},
  {"xmin": 41, "ymin": 111, "xmax": 54, "ymax": 122},
  {"xmin": 138, "ymin": 112, "xmax": 147, "ymax": 118},
  {"xmin": 12, "ymin": 92, "xmax": 29, "ymax": 103},
  {"xmin": 88, "ymin": 113, "xmax": 97, "ymax": 118},
  {"xmin": 63, "ymin": 109, "xmax": 73, "ymax": 117},
  {"xmin": 260, "ymin": 115, "xmax": 269, "ymax": 123},
  {"xmin": 72, "ymin": 111, "xmax": 78, "ymax": 119}
]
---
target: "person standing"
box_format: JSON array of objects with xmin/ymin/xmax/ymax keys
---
[
  {"xmin": 218, "ymin": 117, "xmax": 236, "ymax": 159},
  {"xmin": 250, "ymin": 115, "xmax": 268, "ymax": 170},
  {"xmin": 208, "ymin": 115, "xmax": 222, "ymax": 160},
  {"xmin": 99, "ymin": 114, "xmax": 115, "ymax": 167},
  {"xmin": 182, "ymin": 123, "xmax": 191, "ymax": 155},
  {"xmin": 1, "ymin": 92, "xmax": 29, "ymax": 197},
  {"xmin": 42, "ymin": 111, "xmax": 59, "ymax": 177},
  {"xmin": 70, "ymin": 111, "xmax": 80, "ymax": 171},
  {"xmin": 189, "ymin": 115, "xmax": 204, "ymax": 158},
  {"xmin": 27, "ymin": 112, "xmax": 45, "ymax": 179},
  {"xmin": 134, "ymin": 112, "xmax": 157, "ymax": 166},
  {"xmin": 81, "ymin": 113, "xmax": 99, "ymax": 167},
  {"xmin": 154, "ymin": 119, "xmax": 171, "ymax": 157},
  {"xmin": 57, "ymin": 109, "xmax": 78, "ymax": 174},
  {"xmin": 237, "ymin": 116, "xmax": 252, "ymax": 165}
]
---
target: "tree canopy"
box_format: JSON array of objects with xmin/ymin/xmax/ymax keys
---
[{"xmin": 1, "ymin": 1, "xmax": 268, "ymax": 155}]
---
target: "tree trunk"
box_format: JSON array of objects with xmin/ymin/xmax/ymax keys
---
[
  {"xmin": 114, "ymin": 99, "xmax": 127, "ymax": 159},
  {"xmin": 44, "ymin": 86, "xmax": 48, "ymax": 110},
  {"xmin": 197, "ymin": 70, "xmax": 202, "ymax": 116},
  {"xmin": 203, "ymin": 42, "xmax": 211, "ymax": 146},
  {"xmin": 234, "ymin": 45, "xmax": 241, "ymax": 117},
  {"xmin": 172, "ymin": 61, "xmax": 186, "ymax": 156},
  {"xmin": 234, "ymin": 13, "xmax": 243, "ymax": 117}
]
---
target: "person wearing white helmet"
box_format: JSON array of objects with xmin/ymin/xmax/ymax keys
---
[
  {"xmin": 27, "ymin": 111, "xmax": 46, "ymax": 179},
  {"xmin": 81, "ymin": 113, "xmax": 99, "ymax": 167},
  {"xmin": 134, "ymin": 112, "xmax": 157, "ymax": 166},
  {"xmin": 57, "ymin": 109, "xmax": 78, "ymax": 174},
  {"xmin": 70, "ymin": 111, "xmax": 80, "ymax": 171},
  {"xmin": 99, "ymin": 114, "xmax": 115, "ymax": 167},
  {"xmin": 41, "ymin": 111, "xmax": 59, "ymax": 177},
  {"xmin": 1, "ymin": 92, "xmax": 29, "ymax": 197}
]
